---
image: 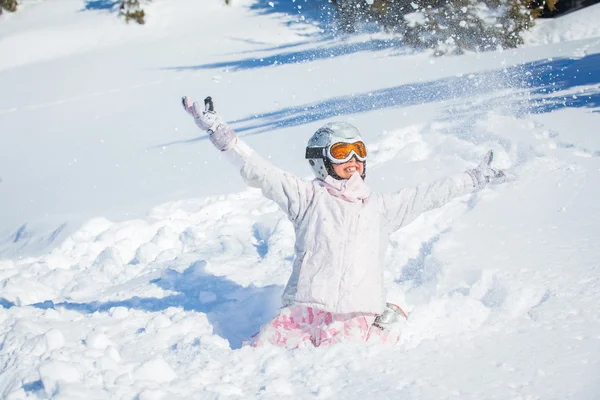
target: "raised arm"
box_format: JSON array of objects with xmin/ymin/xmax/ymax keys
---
[
  {"xmin": 381, "ymin": 151, "xmax": 508, "ymax": 231},
  {"xmin": 181, "ymin": 96, "xmax": 312, "ymax": 223}
]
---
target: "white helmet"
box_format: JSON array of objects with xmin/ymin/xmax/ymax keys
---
[{"xmin": 305, "ymin": 121, "xmax": 367, "ymax": 180}]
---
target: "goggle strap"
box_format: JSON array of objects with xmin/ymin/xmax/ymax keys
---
[
  {"xmin": 305, "ymin": 147, "xmax": 325, "ymax": 159},
  {"xmin": 306, "ymin": 144, "xmax": 367, "ymax": 162}
]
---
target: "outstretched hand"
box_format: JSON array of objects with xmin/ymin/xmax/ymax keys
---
[
  {"xmin": 467, "ymin": 150, "xmax": 511, "ymax": 189},
  {"xmin": 181, "ymin": 96, "xmax": 223, "ymax": 132},
  {"xmin": 181, "ymin": 95, "xmax": 237, "ymax": 151}
]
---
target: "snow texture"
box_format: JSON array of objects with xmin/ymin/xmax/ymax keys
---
[{"xmin": 1, "ymin": 0, "xmax": 599, "ymax": 398}]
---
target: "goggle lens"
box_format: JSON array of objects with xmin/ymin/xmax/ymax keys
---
[{"xmin": 329, "ymin": 141, "xmax": 367, "ymax": 161}]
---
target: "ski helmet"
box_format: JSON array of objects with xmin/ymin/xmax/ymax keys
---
[{"xmin": 305, "ymin": 121, "xmax": 367, "ymax": 180}]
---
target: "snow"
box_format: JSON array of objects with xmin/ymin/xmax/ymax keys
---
[
  {"xmin": 1, "ymin": 0, "xmax": 599, "ymax": 398},
  {"xmin": 524, "ymin": 4, "xmax": 600, "ymax": 46}
]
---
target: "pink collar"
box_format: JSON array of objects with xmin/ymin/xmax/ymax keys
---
[{"xmin": 317, "ymin": 172, "xmax": 371, "ymax": 203}]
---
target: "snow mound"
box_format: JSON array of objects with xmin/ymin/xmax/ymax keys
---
[{"xmin": 524, "ymin": 4, "xmax": 600, "ymax": 45}]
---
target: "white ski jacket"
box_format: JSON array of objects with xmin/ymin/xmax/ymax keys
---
[{"xmin": 227, "ymin": 139, "xmax": 476, "ymax": 315}]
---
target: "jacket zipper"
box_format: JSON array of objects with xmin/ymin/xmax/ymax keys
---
[{"xmin": 335, "ymin": 203, "xmax": 358, "ymax": 312}]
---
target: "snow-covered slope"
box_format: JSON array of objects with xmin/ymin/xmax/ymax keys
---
[
  {"xmin": 524, "ymin": 3, "xmax": 600, "ymax": 46},
  {"xmin": 1, "ymin": 1, "xmax": 599, "ymax": 398}
]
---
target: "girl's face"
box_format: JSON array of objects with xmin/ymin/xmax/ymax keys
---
[{"xmin": 332, "ymin": 157, "xmax": 364, "ymax": 179}]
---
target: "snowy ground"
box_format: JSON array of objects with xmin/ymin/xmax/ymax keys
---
[{"xmin": 1, "ymin": 0, "xmax": 599, "ymax": 398}]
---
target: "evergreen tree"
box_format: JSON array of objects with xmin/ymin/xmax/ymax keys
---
[
  {"xmin": 120, "ymin": 0, "xmax": 145, "ymax": 24},
  {"xmin": 401, "ymin": 0, "xmax": 536, "ymax": 54},
  {"xmin": 331, "ymin": 0, "xmax": 546, "ymax": 54},
  {"xmin": 1, "ymin": 0, "xmax": 18, "ymax": 15}
]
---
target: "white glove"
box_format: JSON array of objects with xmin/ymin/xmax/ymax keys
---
[
  {"xmin": 466, "ymin": 150, "xmax": 508, "ymax": 189},
  {"xmin": 182, "ymin": 95, "xmax": 223, "ymax": 132},
  {"xmin": 182, "ymin": 96, "xmax": 237, "ymax": 151}
]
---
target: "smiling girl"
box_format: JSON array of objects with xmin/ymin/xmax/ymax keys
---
[{"xmin": 182, "ymin": 96, "xmax": 507, "ymax": 348}]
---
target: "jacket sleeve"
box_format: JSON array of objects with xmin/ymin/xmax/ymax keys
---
[
  {"xmin": 224, "ymin": 139, "xmax": 313, "ymax": 223},
  {"xmin": 380, "ymin": 173, "xmax": 476, "ymax": 231}
]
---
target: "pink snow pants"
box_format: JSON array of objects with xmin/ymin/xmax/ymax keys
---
[{"xmin": 245, "ymin": 305, "xmax": 399, "ymax": 349}]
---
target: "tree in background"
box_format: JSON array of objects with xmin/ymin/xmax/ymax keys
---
[
  {"xmin": 330, "ymin": 0, "xmax": 559, "ymax": 54},
  {"xmin": 1, "ymin": 0, "xmax": 18, "ymax": 15},
  {"xmin": 400, "ymin": 0, "xmax": 536, "ymax": 54},
  {"xmin": 532, "ymin": 0, "xmax": 598, "ymax": 16},
  {"xmin": 0, "ymin": 0, "xmax": 146, "ymax": 24},
  {"xmin": 120, "ymin": 0, "xmax": 145, "ymax": 24}
]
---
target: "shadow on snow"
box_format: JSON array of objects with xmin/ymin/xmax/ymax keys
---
[
  {"xmin": 0, "ymin": 223, "xmax": 69, "ymax": 260},
  {"xmin": 82, "ymin": 0, "xmax": 119, "ymax": 11},
  {"xmin": 526, "ymin": 53, "xmax": 600, "ymax": 113},
  {"xmin": 165, "ymin": 37, "xmax": 404, "ymax": 72},
  {"xmin": 0, "ymin": 297, "xmax": 15, "ymax": 309},
  {"xmin": 396, "ymin": 234, "xmax": 443, "ymax": 288},
  {"xmin": 27, "ymin": 261, "xmax": 283, "ymax": 350},
  {"xmin": 228, "ymin": 52, "xmax": 600, "ymax": 135},
  {"xmin": 248, "ymin": 0, "xmax": 338, "ymax": 36},
  {"xmin": 156, "ymin": 53, "xmax": 600, "ymax": 149}
]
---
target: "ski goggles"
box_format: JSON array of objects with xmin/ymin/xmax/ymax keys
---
[{"xmin": 305, "ymin": 140, "xmax": 367, "ymax": 164}]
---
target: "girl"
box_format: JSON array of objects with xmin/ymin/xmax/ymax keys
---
[{"xmin": 182, "ymin": 96, "xmax": 507, "ymax": 349}]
